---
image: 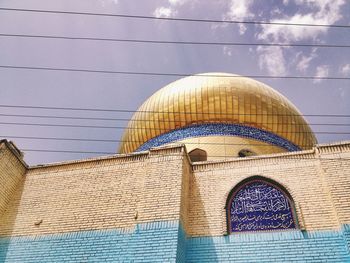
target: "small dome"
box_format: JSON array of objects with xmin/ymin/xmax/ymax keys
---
[{"xmin": 119, "ymin": 73, "xmax": 317, "ymax": 158}]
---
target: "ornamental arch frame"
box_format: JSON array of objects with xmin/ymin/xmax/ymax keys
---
[
  {"xmin": 188, "ymin": 148, "xmax": 208, "ymax": 162},
  {"xmin": 225, "ymin": 175, "xmax": 299, "ymax": 234}
]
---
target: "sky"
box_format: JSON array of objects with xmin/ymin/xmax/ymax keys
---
[{"xmin": 0, "ymin": 0, "xmax": 349, "ymax": 165}]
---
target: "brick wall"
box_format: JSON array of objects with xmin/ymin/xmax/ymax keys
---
[
  {"xmin": 0, "ymin": 145, "xmax": 190, "ymax": 262},
  {"xmin": 1, "ymin": 141, "xmax": 349, "ymax": 262},
  {"xmin": 0, "ymin": 146, "xmax": 186, "ymax": 237},
  {"xmin": 319, "ymin": 143, "xmax": 350, "ymax": 225},
  {"xmin": 187, "ymin": 143, "xmax": 350, "ymax": 237},
  {"xmin": 0, "ymin": 141, "xmax": 26, "ymax": 216},
  {"xmin": 184, "ymin": 142, "xmax": 350, "ymax": 262}
]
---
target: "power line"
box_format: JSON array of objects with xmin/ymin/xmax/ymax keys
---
[
  {"xmin": 24, "ymin": 148, "xmax": 114, "ymax": 155},
  {"xmin": 0, "ymin": 113, "xmax": 124, "ymax": 121},
  {"xmin": 1, "ymin": 65, "xmax": 350, "ymax": 81},
  {"xmin": 1, "ymin": 33, "xmax": 350, "ymax": 49},
  {"xmin": 5, "ymin": 134, "xmax": 350, "ymax": 155},
  {"xmin": 0, "ymin": 121, "xmax": 119, "ymax": 129},
  {"xmin": 0, "ymin": 7, "xmax": 349, "ymax": 29},
  {"xmin": 0, "ymin": 104, "xmax": 349, "ymax": 117},
  {"xmin": 23, "ymin": 149, "xmax": 350, "ymax": 176},
  {"xmin": 0, "ymin": 135, "xmax": 340, "ymax": 148},
  {"xmin": 1, "ymin": 113, "xmax": 350, "ymax": 125},
  {"xmin": 0, "ymin": 122, "xmax": 348, "ymax": 134},
  {"xmin": 17, "ymin": 148, "xmax": 350, "ymax": 161},
  {"xmin": 0, "ymin": 135, "xmax": 316, "ymax": 147}
]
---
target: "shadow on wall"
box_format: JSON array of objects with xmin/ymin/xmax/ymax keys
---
[
  {"xmin": 0, "ymin": 178, "xmax": 25, "ymax": 262},
  {"xmin": 185, "ymin": 174, "xmax": 218, "ymax": 262}
]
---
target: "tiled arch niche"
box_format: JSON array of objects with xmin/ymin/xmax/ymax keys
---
[{"xmin": 226, "ymin": 177, "xmax": 298, "ymax": 233}]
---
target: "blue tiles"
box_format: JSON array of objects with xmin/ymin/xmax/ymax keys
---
[
  {"xmin": 136, "ymin": 123, "xmax": 300, "ymax": 152},
  {"xmin": 186, "ymin": 227, "xmax": 350, "ymax": 263},
  {"xmin": 0, "ymin": 221, "xmax": 182, "ymax": 263},
  {"xmin": 1, "ymin": 222, "xmax": 349, "ymax": 262}
]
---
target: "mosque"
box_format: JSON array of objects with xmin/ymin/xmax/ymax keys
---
[{"xmin": 0, "ymin": 73, "xmax": 349, "ymax": 262}]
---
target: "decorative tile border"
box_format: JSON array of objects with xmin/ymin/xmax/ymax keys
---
[{"xmin": 137, "ymin": 123, "xmax": 300, "ymax": 152}]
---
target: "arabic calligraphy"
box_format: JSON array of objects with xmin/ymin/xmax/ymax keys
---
[{"xmin": 229, "ymin": 181, "xmax": 296, "ymax": 232}]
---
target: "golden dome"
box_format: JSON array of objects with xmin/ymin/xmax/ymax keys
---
[{"xmin": 119, "ymin": 73, "xmax": 317, "ymax": 157}]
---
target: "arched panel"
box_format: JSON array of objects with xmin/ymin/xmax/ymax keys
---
[
  {"xmin": 188, "ymin": 148, "xmax": 207, "ymax": 162},
  {"xmin": 227, "ymin": 179, "xmax": 297, "ymax": 233}
]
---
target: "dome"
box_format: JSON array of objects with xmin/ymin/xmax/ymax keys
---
[{"xmin": 119, "ymin": 73, "xmax": 317, "ymax": 159}]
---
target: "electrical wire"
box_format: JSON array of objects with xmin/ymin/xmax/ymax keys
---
[
  {"xmin": 1, "ymin": 65, "xmax": 350, "ymax": 80},
  {"xmin": 1, "ymin": 113, "xmax": 350, "ymax": 125},
  {"xmin": 0, "ymin": 104, "xmax": 349, "ymax": 117},
  {"xmin": 0, "ymin": 7, "xmax": 349, "ymax": 29},
  {"xmin": 0, "ymin": 8, "xmax": 349, "ymax": 163},
  {"xmin": 1, "ymin": 33, "xmax": 350, "ymax": 49},
  {"xmin": 0, "ymin": 122, "xmax": 348, "ymax": 134},
  {"xmin": 16, "ymin": 148, "xmax": 350, "ymax": 161},
  {"xmin": 0, "ymin": 135, "xmax": 328, "ymax": 148}
]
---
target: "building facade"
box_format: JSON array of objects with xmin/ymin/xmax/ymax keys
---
[
  {"xmin": 1, "ymin": 74, "xmax": 350, "ymax": 262},
  {"xmin": 1, "ymin": 140, "xmax": 350, "ymax": 262}
]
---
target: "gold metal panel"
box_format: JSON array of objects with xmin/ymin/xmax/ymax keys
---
[
  {"xmin": 226, "ymin": 85, "xmax": 233, "ymax": 122},
  {"xmin": 118, "ymin": 73, "xmax": 317, "ymax": 154},
  {"xmin": 238, "ymin": 91, "xmax": 245, "ymax": 124},
  {"xmin": 195, "ymin": 82, "xmax": 203, "ymax": 123},
  {"xmin": 244, "ymin": 92, "xmax": 251, "ymax": 124},
  {"xmin": 214, "ymin": 86, "xmax": 221, "ymax": 120},
  {"xmin": 208, "ymin": 82, "xmax": 215, "ymax": 120},
  {"xmin": 158, "ymin": 86, "xmax": 166, "ymax": 133},
  {"xmin": 202, "ymin": 83, "xmax": 209, "ymax": 122},
  {"xmin": 173, "ymin": 85, "xmax": 180, "ymax": 128},
  {"xmin": 190, "ymin": 86, "xmax": 197, "ymax": 123}
]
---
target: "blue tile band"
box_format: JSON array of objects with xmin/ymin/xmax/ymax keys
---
[
  {"xmin": 0, "ymin": 221, "xmax": 183, "ymax": 263},
  {"xmin": 1, "ymin": 222, "xmax": 349, "ymax": 262},
  {"xmin": 186, "ymin": 227, "xmax": 350, "ymax": 263},
  {"xmin": 136, "ymin": 123, "xmax": 300, "ymax": 152}
]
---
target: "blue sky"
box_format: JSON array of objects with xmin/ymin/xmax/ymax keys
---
[{"xmin": 0, "ymin": 0, "xmax": 349, "ymax": 165}]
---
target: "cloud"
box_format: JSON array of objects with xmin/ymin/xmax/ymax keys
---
[
  {"xmin": 257, "ymin": 46, "xmax": 287, "ymax": 75},
  {"xmin": 255, "ymin": 0, "xmax": 345, "ymax": 76},
  {"xmin": 314, "ymin": 64, "xmax": 329, "ymax": 83},
  {"xmin": 168, "ymin": 0, "xmax": 187, "ymax": 5},
  {"xmin": 153, "ymin": 0, "xmax": 189, "ymax": 18},
  {"xmin": 296, "ymin": 49, "xmax": 318, "ymax": 72},
  {"xmin": 224, "ymin": 0, "xmax": 254, "ymax": 35},
  {"xmin": 340, "ymin": 64, "xmax": 350, "ymax": 76},
  {"xmin": 100, "ymin": 0, "xmax": 118, "ymax": 7},
  {"xmin": 271, "ymin": 7, "xmax": 283, "ymax": 16},
  {"xmin": 153, "ymin": 7, "xmax": 175, "ymax": 18},
  {"xmin": 225, "ymin": 0, "xmax": 254, "ymax": 20},
  {"xmin": 258, "ymin": 0, "xmax": 345, "ymax": 43},
  {"xmin": 223, "ymin": 46, "xmax": 233, "ymax": 57}
]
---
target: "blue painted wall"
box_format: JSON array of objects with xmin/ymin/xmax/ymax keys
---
[
  {"xmin": 0, "ymin": 221, "xmax": 182, "ymax": 263},
  {"xmin": 186, "ymin": 227, "xmax": 350, "ymax": 263},
  {"xmin": 343, "ymin": 224, "xmax": 350, "ymax": 252},
  {"xmin": 1, "ymin": 222, "xmax": 349, "ymax": 262},
  {"xmin": 176, "ymin": 224, "xmax": 187, "ymax": 263}
]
